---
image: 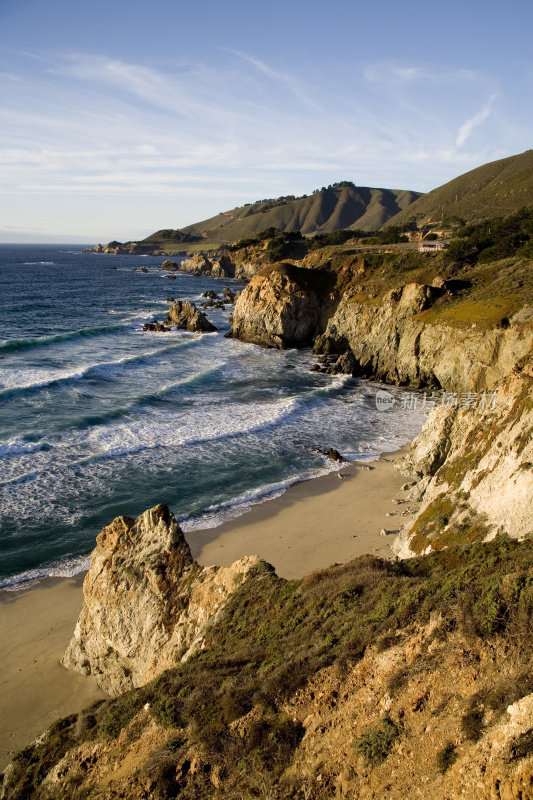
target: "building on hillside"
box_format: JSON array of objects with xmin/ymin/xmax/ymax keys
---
[{"xmin": 418, "ymin": 241, "xmax": 450, "ymax": 253}]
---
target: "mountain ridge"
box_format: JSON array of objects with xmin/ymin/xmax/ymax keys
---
[{"xmin": 180, "ymin": 182, "xmax": 421, "ymax": 242}]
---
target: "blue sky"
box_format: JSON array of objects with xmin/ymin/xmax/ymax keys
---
[{"xmin": 1, "ymin": 0, "xmax": 532, "ymax": 242}]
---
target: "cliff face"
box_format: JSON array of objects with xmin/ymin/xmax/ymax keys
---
[
  {"xmin": 394, "ymin": 363, "xmax": 533, "ymax": 557},
  {"xmin": 62, "ymin": 505, "xmax": 260, "ymax": 695},
  {"xmin": 229, "ymin": 263, "xmax": 334, "ymax": 349},
  {"xmin": 228, "ymin": 259, "xmax": 533, "ymax": 549},
  {"xmin": 318, "ymin": 287, "xmax": 533, "ymax": 391}
]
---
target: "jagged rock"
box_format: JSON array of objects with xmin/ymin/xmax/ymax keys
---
[
  {"xmin": 394, "ymin": 365, "xmax": 533, "ymax": 557},
  {"xmin": 201, "ymin": 290, "xmax": 219, "ymax": 299},
  {"xmin": 229, "ymin": 263, "xmax": 333, "ymax": 349},
  {"xmin": 201, "ymin": 300, "xmax": 225, "ymax": 309},
  {"xmin": 161, "ymin": 259, "xmax": 178, "ymax": 271},
  {"xmin": 320, "ymin": 286, "xmax": 533, "ymax": 391},
  {"xmin": 164, "ymin": 301, "xmax": 217, "ymax": 333},
  {"xmin": 140, "ymin": 266, "xmax": 149, "ymax": 273},
  {"xmin": 62, "ymin": 504, "xmax": 262, "ymax": 695},
  {"xmin": 333, "ymin": 350, "xmax": 359, "ymax": 375},
  {"xmin": 179, "ymin": 252, "xmax": 214, "ymax": 275},
  {"xmin": 315, "ymin": 447, "xmax": 344, "ymax": 462},
  {"xmin": 223, "ymin": 286, "xmax": 236, "ymax": 303},
  {"xmin": 167, "ymin": 274, "xmax": 177, "ymax": 279},
  {"xmin": 142, "ymin": 320, "xmax": 170, "ymax": 332},
  {"xmin": 165, "ymin": 296, "xmax": 175, "ymax": 302},
  {"xmin": 178, "ymin": 252, "xmax": 236, "ymax": 278}
]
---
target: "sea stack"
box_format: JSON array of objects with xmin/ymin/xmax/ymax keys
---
[{"xmin": 62, "ymin": 504, "xmax": 261, "ymax": 695}]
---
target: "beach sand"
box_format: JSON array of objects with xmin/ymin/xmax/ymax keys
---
[
  {"xmin": 188, "ymin": 447, "xmax": 415, "ymax": 576},
  {"xmin": 0, "ymin": 447, "xmax": 415, "ymax": 771},
  {"xmin": 0, "ymin": 577, "xmax": 106, "ymax": 770}
]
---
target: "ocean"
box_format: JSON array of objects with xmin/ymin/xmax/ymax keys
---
[{"xmin": 0, "ymin": 245, "xmax": 426, "ymax": 590}]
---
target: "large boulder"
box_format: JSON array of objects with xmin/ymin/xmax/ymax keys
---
[
  {"xmin": 164, "ymin": 300, "xmax": 217, "ymax": 333},
  {"xmin": 229, "ymin": 263, "xmax": 334, "ymax": 349},
  {"xmin": 62, "ymin": 505, "xmax": 261, "ymax": 695}
]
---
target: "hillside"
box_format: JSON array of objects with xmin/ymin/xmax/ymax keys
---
[
  {"xmin": 179, "ymin": 182, "xmax": 421, "ymax": 242},
  {"xmin": 4, "ymin": 520, "xmax": 533, "ymax": 800},
  {"xmin": 387, "ymin": 149, "xmax": 533, "ymax": 228}
]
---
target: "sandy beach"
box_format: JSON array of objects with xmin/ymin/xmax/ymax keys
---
[
  {"xmin": 188, "ymin": 447, "xmax": 415, "ymax": 576},
  {"xmin": 0, "ymin": 447, "xmax": 415, "ymax": 771}
]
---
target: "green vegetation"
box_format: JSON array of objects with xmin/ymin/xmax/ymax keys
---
[
  {"xmin": 229, "ymin": 228, "xmax": 307, "ymax": 262},
  {"xmin": 444, "ymin": 207, "xmax": 533, "ymax": 266},
  {"xmin": 437, "ymin": 742, "xmax": 458, "ymax": 773},
  {"xmin": 353, "ymin": 716, "xmax": 400, "ymax": 765},
  {"xmin": 178, "ymin": 184, "xmax": 421, "ymax": 243},
  {"xmin": 7, "ymin": 536, "xmax": 533, "ymax": 798}
]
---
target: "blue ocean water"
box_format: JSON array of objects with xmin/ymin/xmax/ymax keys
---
[{"xmin": 0, "ymin": 245, "xmax": 425, "ymax": 590}]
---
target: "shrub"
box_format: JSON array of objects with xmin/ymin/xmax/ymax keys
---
[
  {"xmin": 353, "ymin": 717, "xmax": 400, "ymax": 765},
  {"xmin": 437, "ymin": 742, "xmax": 457, "ymax": 773},
  {"xmin": 461, "ymin": 707, "xmax": 484, "ymax": 741}
]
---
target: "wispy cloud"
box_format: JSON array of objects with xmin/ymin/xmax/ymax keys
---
[
  {"xmin": 455, "ymin": 93, "xmax": 497, "ymax": 148},
  {"xmin": 225, "ymin": 48, "xmax": 320, "ymax": 110},
  {"xmin": 364, "ymin": 62, "xmax": 481, "ymax": 86},
  {"xmin": 0, "ymin": 49, "xmax": 519, "ymax": 219}
]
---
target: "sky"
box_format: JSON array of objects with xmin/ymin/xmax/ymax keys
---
[{"xmin": 0, "ymin": 0, "xmax": 532, "ymax": 242}]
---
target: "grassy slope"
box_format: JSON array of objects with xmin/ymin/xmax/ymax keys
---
[
  {"xmin": 387, "ymin": 150, "xmax": 533, "ymax": 227},
  {"xmin": 178, "ymin": 184, "xmax": 421, "ymax": 243},
  {"xmin": 5, "ymin": 537, "xmax": 533, "ymax": 798}
]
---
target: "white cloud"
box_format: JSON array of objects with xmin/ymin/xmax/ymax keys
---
[{"xmin": 455, "ymin": 94, "xmax": 497, "ymax": 148}]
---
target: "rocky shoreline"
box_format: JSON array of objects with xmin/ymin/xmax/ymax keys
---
[{"xmin": 2, "ymin": 224, "xmax": 532, "ymax": 798}]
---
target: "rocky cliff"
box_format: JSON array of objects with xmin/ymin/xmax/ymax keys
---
[
  {"xmin": 228, "ymin": 262, "xmax": 335, "ymax": 348},
  {"xmin": 315, "ymin": 284, "xmax": 533, "ymax": 391},
  {"xmin": 228, "ymin": 252, "xmax": 532, "ymax": 550},
  {"xmin": 393, "ymin": 361, "xmax": 533, "ymax": 557},
  {"xmin": 61, "ymin": 504, "xmax": 260, "ymax": 695},
  {"xmin": 5, "ymin": 536, "xmax": 533, "ymax": 799}
]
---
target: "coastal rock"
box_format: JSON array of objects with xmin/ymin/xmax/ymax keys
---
[
  {"xmin": 161, "ymin": 259, "xmax": 179, "ymax": 271},
  {"xmin": 315, "ymin": 446, "xmax": 344, "ymax": 462},
  {"xmin": 142, "ymin": 320, "xmax": 170, "ymax": 332},
  {"xmin": 62, "ymin": 504, "xmax": 261, "ymax": 695},
  {"xmin": 163, "ymin": 300, "xmax": 217, "ymax": 333},
  {"xmin": 178, "ymin": 252, "xmax": 235, "ymax": 278},
  {"xmin": 393, "ymin": 363, "xmax": 533, "ymax": 557},
  {"xmin": 178, "ymin": 252, "xmax": 214, "ymax": 276},
  {"xmin": 223, "ymin": 286, "xmax": 236, "ymax": 303},
  {"xmin": 202, "ymin": 290, "xmax": 219, "ymax": 299},
  {"xmin": 229, "ymin": 263, "xmax": 333, "ymax": 349},
  {"xmin": 319, "ymin": 288, "xmax": 533, "ymax": 391}
]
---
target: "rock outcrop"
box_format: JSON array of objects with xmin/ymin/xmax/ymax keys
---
[
  {"xmin": 229, "ymin": 263, "xmax": 334, "ymax": 348},
  {"xmin": 62, "ymin": 504, "xmax": 260, "ymax": 695},
  {"xmin": 8, "ymin": 536, "xmax": 533, "ymax": 800},
  {"xmin": 178, "ymin": 252, "xmax": 236, "ymax": 278},
  {"xmin": 163, "ymin": 300, "xmax": 217, "ymax": 333},
  {"xmin": 318, "ymin": 287, "xmax": 533, "ymax": 391},
  {"xmin": 161, "ymin": 259, "xmax": 178, "ymax": 271},
  {"xmin": 393, "ymin": 362, "xmax": 533, "ymax": 557}
]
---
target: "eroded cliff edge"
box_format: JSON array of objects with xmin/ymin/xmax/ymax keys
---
[
  {"xmin": 228, "ymin": 251, "xmax": 533, "ymax": 553},
  {"xmin": 62, "ymin": 504, "xmax": 261, "ymax": 696}
]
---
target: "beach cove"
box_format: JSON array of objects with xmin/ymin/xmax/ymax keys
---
[{"xmin": 0, "ymin": 447, "xmax": 415, "ymax": 769}]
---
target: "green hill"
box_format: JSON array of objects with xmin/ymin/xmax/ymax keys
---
[
  {"xmin": 387, "ymin": 150, "xmax": 533, "ymax": 229},
  {"xmin": 179, "ymin": 182, "xmax": 421, "ymax": 243}
]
